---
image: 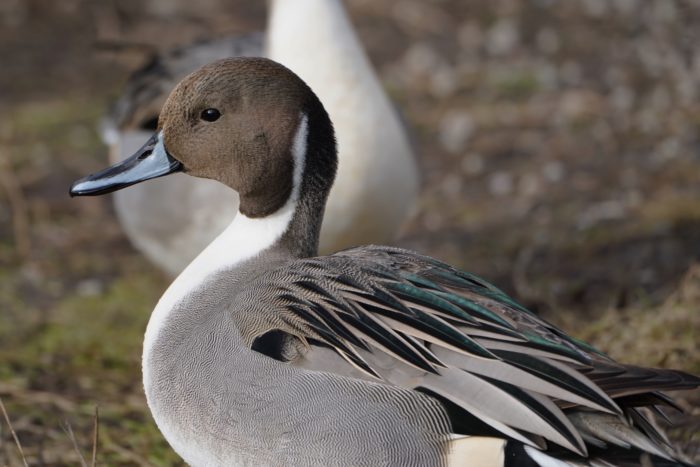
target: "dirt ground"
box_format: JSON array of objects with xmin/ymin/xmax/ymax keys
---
[{"xmin": 0, "ymin": 0, "xmax": 698, "ymax": 464}]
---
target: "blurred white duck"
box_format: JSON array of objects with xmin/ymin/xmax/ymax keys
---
[{"xmin": 103, "ymin": 0, "xmax": 419, "ymax": 275}]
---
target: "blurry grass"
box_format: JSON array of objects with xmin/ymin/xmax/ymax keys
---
[
  {"xmin": 1, "ymin": 273, "xmax": 158, "ymax": 384},
  {"xmin": 0, "ymin": 395, "xmax": 29, "ymax": 466},
  {"xmin": 0, "ymin": 265, "xmax": 181, "ymax": 465},
  {"xmin": 571, "ymin": 264, "xmax": 700, "ymax": 374},
  {"xmin": 493, "ymin": 70, "xmax": 540, "ymax": 100}
]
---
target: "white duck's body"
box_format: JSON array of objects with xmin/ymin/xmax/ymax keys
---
[{"xmin": 106, "ymin": 0, "xmax": 418, "ymax": 275}]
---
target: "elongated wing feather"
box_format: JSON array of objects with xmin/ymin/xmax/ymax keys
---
[{"xmin": 240, "ymin": 245, "xmax": 699, "ymax": 460}]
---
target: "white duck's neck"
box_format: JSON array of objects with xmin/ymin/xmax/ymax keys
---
[
  {"xmin": 142, "ymin": 114, "xmax": 309, "ymax": 376},
  {"xmin": 267, "ymin": 0, "xmax": 381, "ymax": 117},
  {"xmin": 267, "ymin": 0, "xmax": 418, "ymax": 253},
  {"xmin": 267, "ymin": 0, "xmax": 368, "ymax": 71}
]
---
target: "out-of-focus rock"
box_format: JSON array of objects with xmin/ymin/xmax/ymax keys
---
[
  {"xmin": 485, "ymin": 18, "xmax": 519, "ymax": 57},
  {"xmin": 438, "ymin": 110, "xmax": 475, "ymax": 154}
]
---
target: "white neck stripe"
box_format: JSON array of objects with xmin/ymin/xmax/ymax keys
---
[{"xmin": 290, "ymin": 113, "xmax": 308, "ymax": 203}]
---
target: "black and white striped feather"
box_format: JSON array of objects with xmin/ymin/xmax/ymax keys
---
[{"xmin": 238, "ymin": 245, "xmax": 699, "ymax": 464}]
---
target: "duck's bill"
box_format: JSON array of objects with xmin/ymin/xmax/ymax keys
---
[{"xmin": 70, "ymin": 132, "xmax": 182, "ymax": 197}]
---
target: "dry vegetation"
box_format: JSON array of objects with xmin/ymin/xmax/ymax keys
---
[{"xmin": 0, "ymin": 0, "xmax": 698, "ymax": 464}]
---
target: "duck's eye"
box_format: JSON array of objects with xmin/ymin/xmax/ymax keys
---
[
  {"xmin": 140, "ymin": 116, "xmax": 159, "ymax": 131},
  {"xmin": 200, "ymin": 108, "xmax": 221, "ymax": 122}
]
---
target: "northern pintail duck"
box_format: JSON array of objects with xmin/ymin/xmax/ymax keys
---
[
  {"xmin": 72, "ymin": 58, "xmax": 699, "ymax": 466},
  {"xmin": 103, "ymin": 0, "xmax": 418, "ymax": 275}
]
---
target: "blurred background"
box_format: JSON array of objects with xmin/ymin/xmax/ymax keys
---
[{"xmin": 1, "ymin": 0, "xmax": 699, "ymax": 464}]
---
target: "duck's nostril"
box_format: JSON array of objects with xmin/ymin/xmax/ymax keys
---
[{"xmin": 137, "ymin": 149, "xmax": 153, "ymax": 161}]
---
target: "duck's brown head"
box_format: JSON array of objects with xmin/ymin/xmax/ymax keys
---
[{"xmin": 71, "ymin": 57, "xmax": 337, "ymax": 218}]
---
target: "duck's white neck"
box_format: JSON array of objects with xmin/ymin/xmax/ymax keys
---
[{"xmin": 142, "ymin": 114, "xmax": 308, "ymax": 377}]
